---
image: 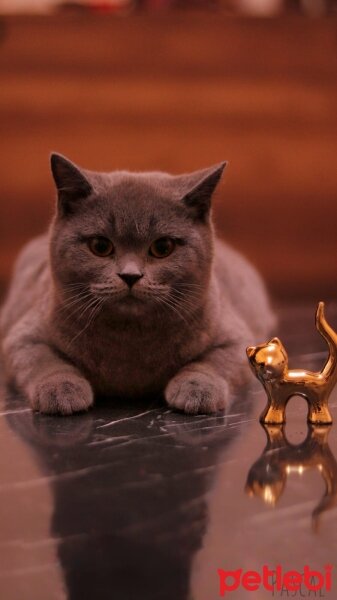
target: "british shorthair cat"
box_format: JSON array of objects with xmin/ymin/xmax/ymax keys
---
[{"xmin": 0, "ymin": 154, "xmax": 274, "ymax": 415}]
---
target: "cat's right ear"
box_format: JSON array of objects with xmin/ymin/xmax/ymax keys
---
[
  {"xmin": 50, "ymin": 153, "xmax": 92, "ymax": 216},
  {"xmin": 180, "ymin": 162, "xmax": 227, "ymax": 222}
]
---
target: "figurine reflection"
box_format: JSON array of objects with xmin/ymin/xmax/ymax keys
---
[{"xmin": 245, "ymin": 424, "xmax": 337, "ymax": 530}]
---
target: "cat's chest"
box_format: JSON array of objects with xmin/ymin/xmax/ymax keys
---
[{"xmin": 64, "ymin": 321, "xmax": 203, "ymax": 396}]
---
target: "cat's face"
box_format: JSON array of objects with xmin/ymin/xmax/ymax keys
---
[
  {"xmin": 49, "ymin": 154, "xmax": 226, "ymax": 319},
  {"xmin": 246, "ymin": 338, "xmax": 288, "ymax": 381}
]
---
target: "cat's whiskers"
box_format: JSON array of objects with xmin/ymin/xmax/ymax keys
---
[
  {"xmin": 164, "ymin": 289, "xmax": 205, "ymax": 326},
  {"xmin": 141, "ymin": 282, "xmax": 201, "ymax": 319},
  {"xmin": 60, "ymin": 282, "xmax": 89, "ymax": 295},
  {"xmin": 153, "ymin": 294, "xmax": 191, "ymax": 327},
  {"xmin": 167, "ymin": 298, "xmax": 201, "ymax": 327},
  {"xmin": 95, "ymin": 290, "xmax": 120, "ymax": 297},
  {"xmin": 66, "ymin": 296, "xmax": 106, "ymax": 348},
  {"xmin": 90, "ymin": 284, "xmax": 126, "ymax": 300},
  {"xmin": 167, "ymin": 287, "xmax": 202, "ymax": 308},
  {"xmin": 58, "ymin": 282, "xmax": 88, "ymax": 299},
  {"xmin": 56, "ymin": 291, "xmax": 94, "ymax": 318},
  {"xmin": 175, "ymin": 282, "xmax": 205, "ymax": 290},
  {"xmin": 171, "ymin": 284, "xmax": 203, "ymax": 294},
  {"xmin": 57, "ymin": 284, "xmax": 109, "ymax": 325},
  {"xmin": 63, "ymin": 282, "xmax": 87, "ymax": 288},
  {"xmin": 141, "ymin": 283, "xmax": 169, "ymax": 293},
  {"xmin": 90, "ymin": 282, "xmax": 115, "ymax": 291},
  {"xmin": 58, "ymin": 280, "xmax": 203, "ymax": 327},
  {"xmin": 76, "ymin": 295, "xmax": 104, "ymax": 321},
  {"xmin": 62, "ymin": 290, "xmax": 92, "ymax": 306},
  {"xmin": 169, "ymin": 288, "xmax": 203, "ymax": 305},
  {"xmin": 163, "ymin": 295, "xmax": 200, "ymax": 327},
  {"xmin": 170, "ymin": 286, "xmax": 205, "ymax": 304},
  {"xmin": 168, "ymin": 299, "xmax": 200, "ymax": 321},
  {"xmin": 152, "ymin": 294, "xmax": 183, "ymax": 322}
]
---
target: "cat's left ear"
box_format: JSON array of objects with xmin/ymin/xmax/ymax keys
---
[
  {"xmin": 50, "ymin": 153, "xmax": 93, "ymax": 216},
  {"xmin": 181, "ymin": 162, "xmax": 227, "ymax": 221}
]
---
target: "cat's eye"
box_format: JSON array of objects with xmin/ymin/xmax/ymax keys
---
[
  {"xmin": 149, "ymin": 237, "xmax": 176, "ymax": 259},
  {"xmin": 88, "ymin": 237, "xmax": 114, "ymax": 257}
]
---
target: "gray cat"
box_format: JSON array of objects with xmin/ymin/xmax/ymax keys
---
[{"xmin": 0, "ymin": 154, "xmax": 274, "ymax": 415}]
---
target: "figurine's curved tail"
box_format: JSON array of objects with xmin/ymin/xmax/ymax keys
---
[{"xmin": 316, "ymin": 302, "xmax": 337, "ymax": 380}]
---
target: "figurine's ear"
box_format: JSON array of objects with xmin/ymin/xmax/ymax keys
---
[
  {"xmin": 246, "ymin": 346, "xmax": 255, "ymax": 358},
  {"xmin": 50, "ymin": 153, "xmax": 92, "ymax": 216},
  {"xmin": 180, "ymin": 162, "xmax": 227, "ymax": 221},
  {"xmin": 270, "ymin": 337, "xmax": 281, "ymax": 345}
]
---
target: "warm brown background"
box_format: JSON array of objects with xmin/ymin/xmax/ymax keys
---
[{"xmin": 0, "ymin": 14, "xmax": 336, "ymax": 301}]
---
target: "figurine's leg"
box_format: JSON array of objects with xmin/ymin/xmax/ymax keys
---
[
  {"xmin": 308, "ymin": 424, "xmax": 331, "ymax": 446},
  {"xmin": 260, "ymin": 398, "xmax": 286, "ymax": 424},
  {"xmin": 263, "ymin": 424, "xmax": 286, "ymax": 448},
  {"xmin": 308, "ymin": 397, "xmax": 332, "ymax": 425}
]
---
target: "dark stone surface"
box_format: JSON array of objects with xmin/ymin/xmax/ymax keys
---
[{"xmin": 0, "ymin": 302, "xmax": 337, "ymax": 599}]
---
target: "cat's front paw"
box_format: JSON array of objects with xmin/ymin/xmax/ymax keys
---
[
  {"xmin": 165, "ymin": 371, "xmax": 229, "ymax": 414},
  {"xmin": 31, "ymin": 374, "xmax": 94, "ymax": 415}
]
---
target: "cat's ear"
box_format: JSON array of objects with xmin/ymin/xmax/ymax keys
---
[
  {"xmin": 50, "ymin": 153, "xmax": 92, "ymax": 215},
  {"xmin": 181, "ymin": 162, "xmax": 227, "ymax": 221},
  {"xmin": 270, "ymin": 337, "xmax": 281, "ymax": 345}
]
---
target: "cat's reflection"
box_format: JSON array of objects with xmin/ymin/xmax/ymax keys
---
[
  {"xmin": 245, "ymin": 423, "xmax": 337, "ymax": 530},
  {"xmin": 4, "ymin": 389, "xmax": 246, "ymax": 600}
]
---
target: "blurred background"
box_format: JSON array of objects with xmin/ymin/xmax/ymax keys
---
[{"xmin": 0, "ymin": 0, "xmax": 336, "ymax": 303}]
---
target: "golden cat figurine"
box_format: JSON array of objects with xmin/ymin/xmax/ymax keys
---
[{"xmin": 246, "ymin": 302, "xmax": 337, "ymax": 425}]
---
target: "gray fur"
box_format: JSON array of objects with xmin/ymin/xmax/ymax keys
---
[{"xmin": 0, "ymin": 154, "xmax": 274, "ymax": 415}]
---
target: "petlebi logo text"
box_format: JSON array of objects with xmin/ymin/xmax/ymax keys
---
[{"xmin": 217, "ymin": 565, "xmax": 333, "ymax": 597}]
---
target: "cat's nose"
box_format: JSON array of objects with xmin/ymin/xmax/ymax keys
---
[{"xmin": 118, "ymin": 272, "xmax": 143, "ymax": 288}]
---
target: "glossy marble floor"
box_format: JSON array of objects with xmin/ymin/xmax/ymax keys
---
[{"xmin": 0, "ymin": 303, "xmax": 337, "ymax": 600}]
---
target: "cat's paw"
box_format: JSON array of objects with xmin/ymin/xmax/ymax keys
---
[
  {"xmin": 165, "ymin": 371, "xmax": 229, "ymax": 414},
  {"xmin": 31, "ymin": 374, "xmax": 94, "ymax": 415}
]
